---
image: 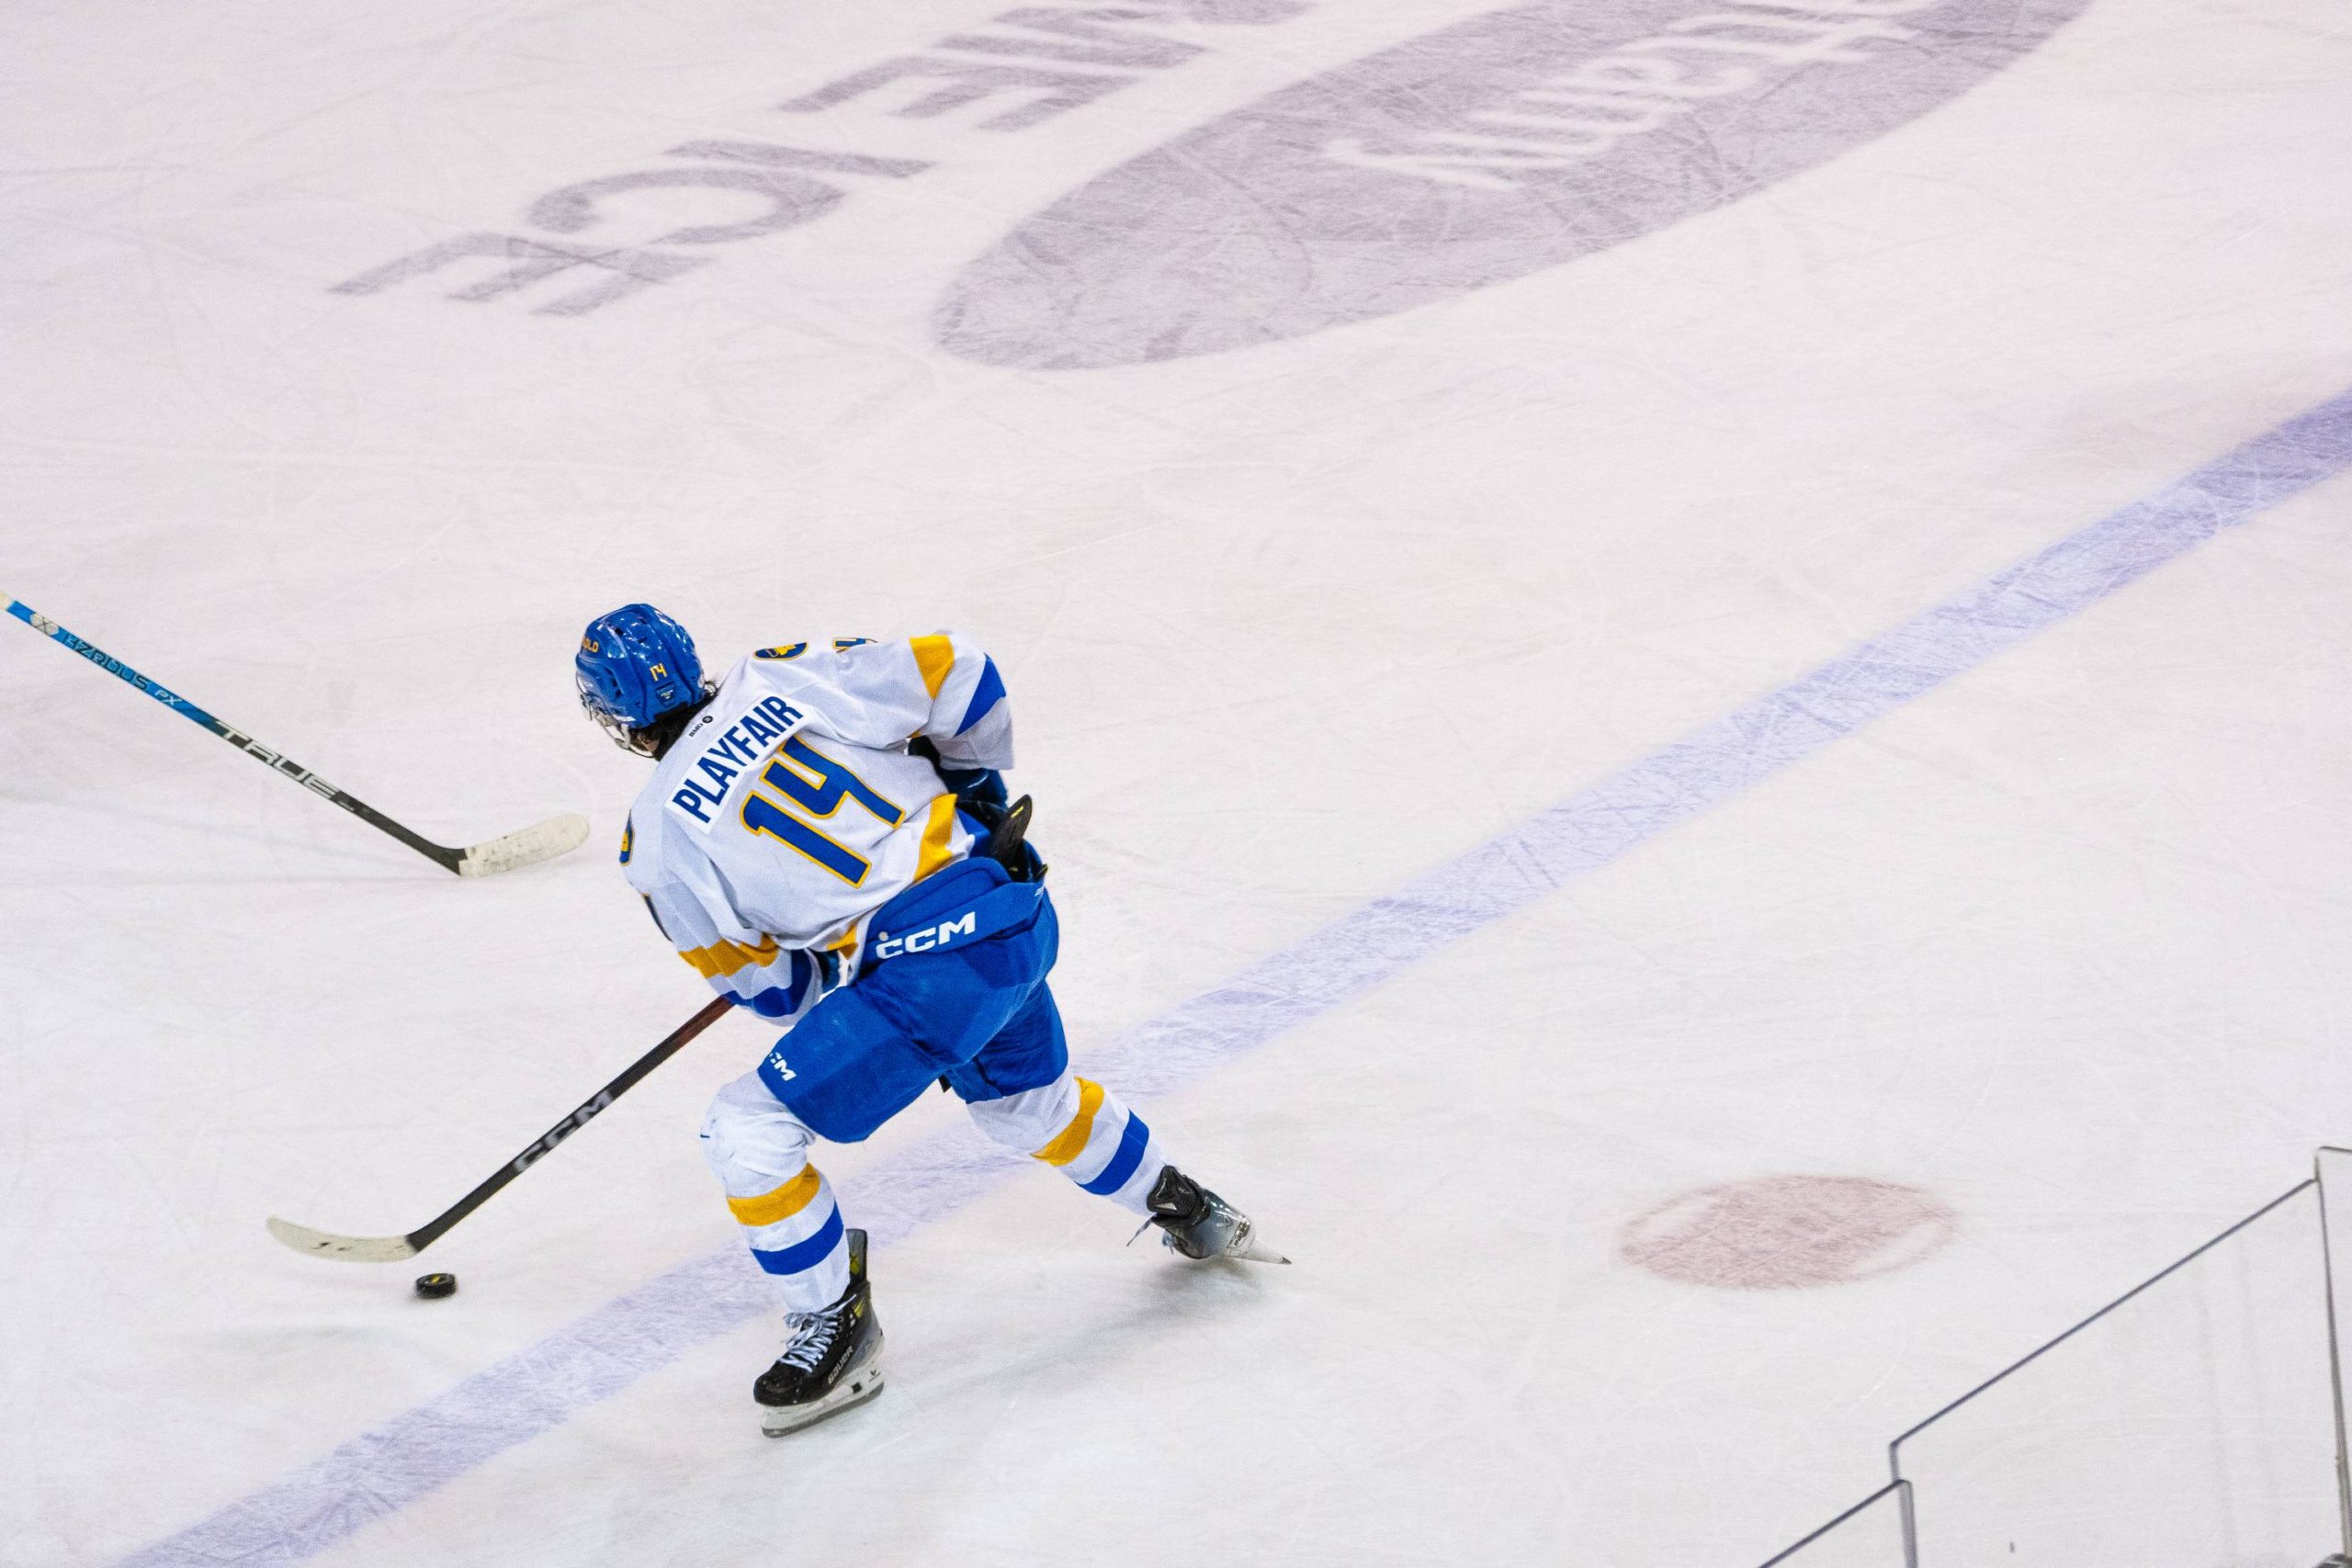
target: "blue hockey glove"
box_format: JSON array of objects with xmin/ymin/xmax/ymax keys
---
[{"xmin": 937, "ymin": 764, "xmax": 1008, "ymax": 814}]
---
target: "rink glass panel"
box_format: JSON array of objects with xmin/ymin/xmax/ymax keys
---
[
  {"xmin": 1892, "ymin": 1179, "xmax": 2341, "ymax": 1567},
  {"xmin": 1758, "ymin": 1482, "xmax": 1911, "ymax": 1568}
]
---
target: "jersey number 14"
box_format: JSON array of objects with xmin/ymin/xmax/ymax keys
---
[{"xmin": 740, "ymin": 735, "xmax": 904, "ymax": 886}]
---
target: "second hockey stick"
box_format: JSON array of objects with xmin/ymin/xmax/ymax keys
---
[
  {"xmin": 268, "ymin": 995, "xmax": 736, "ymax": 1262},
  {"xmin": 6, "ymin": 596, "xmax": 589, "ymax": 876}
]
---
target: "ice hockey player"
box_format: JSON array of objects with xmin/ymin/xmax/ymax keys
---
[{"xmin": 575, "ymin": 604, "xmax": 1277, "ymax": 1437}]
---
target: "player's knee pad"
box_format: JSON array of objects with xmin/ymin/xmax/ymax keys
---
[{"xmin": 699, "ymin": 1072, "xmax": 818, "ymax": 1196}]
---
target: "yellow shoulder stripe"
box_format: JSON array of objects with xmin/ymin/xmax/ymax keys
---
[
  {"xmin": 1034, "ymin": 1078, "xmax": 1107, "ymax": 1167},
  {"xmin": 910, "ymin": 634, "xmax": 956, "ymax": 699},
  {"xmin": 727, "ymin": 1167, "xmax": 824, "ymax": 1227},
  {"xmin": 913, "ymin": 793, "xmax": 960, "ymax": 884}
]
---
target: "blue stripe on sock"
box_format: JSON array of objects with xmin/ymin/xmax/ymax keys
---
[
  {"xmin": 1079, "ymin": 1112, "xmax": 1151, "ymax": 1195},
  {"xmin": 751, "ymin": 1206, "xmax": 844, "ymax": 1276}
]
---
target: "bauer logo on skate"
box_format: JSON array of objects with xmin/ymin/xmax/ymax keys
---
[
  {"xmin": 872, "ymin": 911, "xmax": 978, "ymax": 961},
  {"xmin": 668, "ymin": 695, "xmax": 804, "ymax": 828}
]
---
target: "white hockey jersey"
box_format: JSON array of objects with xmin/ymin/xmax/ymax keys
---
[{"xmin": 621, "ymin": 634, "xmax": 1014, "ymax": 1021}]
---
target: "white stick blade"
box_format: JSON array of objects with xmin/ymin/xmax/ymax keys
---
[
  {"xmin": 456, "ymin": 812, "xmax": 591, "ymax": 878},
  {"xmin": 266, "ymin": 1215, "xmax": 418, "ymax": 1263}
]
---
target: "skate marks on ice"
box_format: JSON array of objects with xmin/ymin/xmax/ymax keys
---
[
  {"xmin": 935, "ymin": 0, "xmax": 2090, "ymax": 367},
  {"xmin": 1621, "ymin": 1176, "xmax": 1957, "ymax": 1291},
  {"xmin": 116, "ymin": 390, "xmax": 2352, "ymax": 1566},
  {"xmin": 1094, "ymin": 391, "xmax": 2352, "ymax": 1102}
]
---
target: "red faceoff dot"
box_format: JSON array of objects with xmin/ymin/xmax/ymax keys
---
[{"xmin": 1621, "ymin": 1176, "xmax": 1957, "ymax": 1291}]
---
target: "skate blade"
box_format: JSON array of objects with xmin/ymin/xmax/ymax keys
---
[
  {"xmin": 760, "ymin": 1335, "xmax": 887, "ymax": 1438},
  {"xmin": 1233, "ymin": 1234, "xmax": 1291, "ymax": 1266},
  {"xmin": 1222, "ymin": 1215, "xmax": 1290, "ymax": 1266},
  {"xmin": 1175, "ymin": 1224, "xmax": 1288, "ymax": 1265},
  {"xmin": 761, "ymin": 1369, "xmax": 885, "ymax": 1438},
  {"xmin": 1151, "ymin": 1214, "xmax": 1291, "ymax": 1266}
]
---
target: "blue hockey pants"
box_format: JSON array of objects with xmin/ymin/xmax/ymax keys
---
[{"xmin": 697, "ymin": 856, "xmax": 1171, "ymax": 1310}]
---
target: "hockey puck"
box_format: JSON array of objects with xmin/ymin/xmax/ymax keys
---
[{"xmin": 413, "ymin": 1272, "xmax": 458, "ymax": 1300}]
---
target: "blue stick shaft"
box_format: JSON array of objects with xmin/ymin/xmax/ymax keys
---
[
  {"xmin": 6, "ymin": 596, "xmax": 464, "ymax": 871},
  {"xmin": 7, "ymin": 598, "xmax": 227, "ymax": 728}
]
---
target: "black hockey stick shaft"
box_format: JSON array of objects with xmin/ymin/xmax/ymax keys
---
[
  {"xmin": 269, "ymin": 995, "xmax": 736, "ymax": 1261},
  {"xmin": 405, "ymin": 996, "xmax": 736, "ymax": 1254},
  {"xmin": 6, "ymin": 596, "xmax": 578, "ymax": 875}
]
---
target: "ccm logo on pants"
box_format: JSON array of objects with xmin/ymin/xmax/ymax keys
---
[{"xmin": 874, "ymin": 911, "xmax": 977, "ymax": 960}]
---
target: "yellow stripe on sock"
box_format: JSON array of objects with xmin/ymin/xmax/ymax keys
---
[
  {"xmin": 913, "ymin": 793, "xmax": 960, "ymax": 883},
  {"xmin": 910, "ymin": 635, "xmax": 955, "ymax": 698},
  {"xmin": 1034, "ymin": 1078, "xmax": 1106, "ymax": 1167},
  {"xmin": 727, "ymin": 1167, "xmax": 824, "ymax": 1227},
  {"xmin": 679, "ymin": 935, "xmax": 779, "ymax": 979}
]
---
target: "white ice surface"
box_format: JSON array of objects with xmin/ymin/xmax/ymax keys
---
[{"xmin": 5, "ymin": 0, "xmax": 2352, "ymax": 1562}]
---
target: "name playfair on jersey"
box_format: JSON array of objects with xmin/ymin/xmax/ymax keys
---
[
  {"xmin": 326, "ymin": 0, "xmax": 2033, "ymax": 349},
  {"xmin": 666, "ymin": 695, "xmax": 807, "ymax": 830}
]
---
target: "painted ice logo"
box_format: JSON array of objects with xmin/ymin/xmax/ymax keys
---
[
  {"xmin": 332, "ymin": 0, "xmax": 1308, "ymax": 316},
  {"xmin": 934, "ymin": 0, "xmax": 2088, "ymax": 367}
]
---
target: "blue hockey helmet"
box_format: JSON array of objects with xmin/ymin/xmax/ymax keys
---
[{"xmin": 576, "ymin": 604, "xmax": 707, "ymax": 753}]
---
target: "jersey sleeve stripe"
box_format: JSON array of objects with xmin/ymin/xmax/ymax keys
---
[
  {"xmin": 912, "ymin": 793, "xmax": 961, "ymax": 882},
  {"xmin": 910, "ymin": 634, "xmax": 956, "ymax": 698},
  {"xmin": 955, "ymin": 656, "xmax": 1006, "ymax": 736},
  {"xmin": 727, "ymin": 1167, "xmax": 825, "ymax": 1227},
  {"xmin": 679, "ymin": 935, "xmax": 780, "ymax": 978},
  {"xmin": 1033, "ymin": 1077, "xmax": 1108, "ymax": 1166}
]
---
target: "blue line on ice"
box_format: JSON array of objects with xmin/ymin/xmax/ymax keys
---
[{"xmin": 122, "ymin": 388, "xmax": 2352, "ymax": 1566}]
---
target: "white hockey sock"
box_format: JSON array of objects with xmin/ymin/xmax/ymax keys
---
[
  {"xmin": 968, "ymin": 1071, "xmax": 1169, "ymax": 1215},
  {"xmin": 730, "ymin": 1165, "xmax": 851, "ymax": 1312},
  {"xmin": 702, "ymin": 1072, "xmax": 850, "ymax": 1311}
]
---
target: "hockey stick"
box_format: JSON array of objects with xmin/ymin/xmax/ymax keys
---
[
  {"xmin": 6, "ymin": 596, "xmax": 588, "ymax": 876},
  {"xmin": 268, "ymin": 995, "xmax": 735, "ymax": 1262}
]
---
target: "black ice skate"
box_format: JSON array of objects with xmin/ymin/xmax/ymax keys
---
[
  {"xmin": 1145, "ymin": 1166, "xmax": 1289, "ymax": 1265},
  {"xmin": 755, "ymin": 1227, "xmax": 885, "ymax": 1438}
]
